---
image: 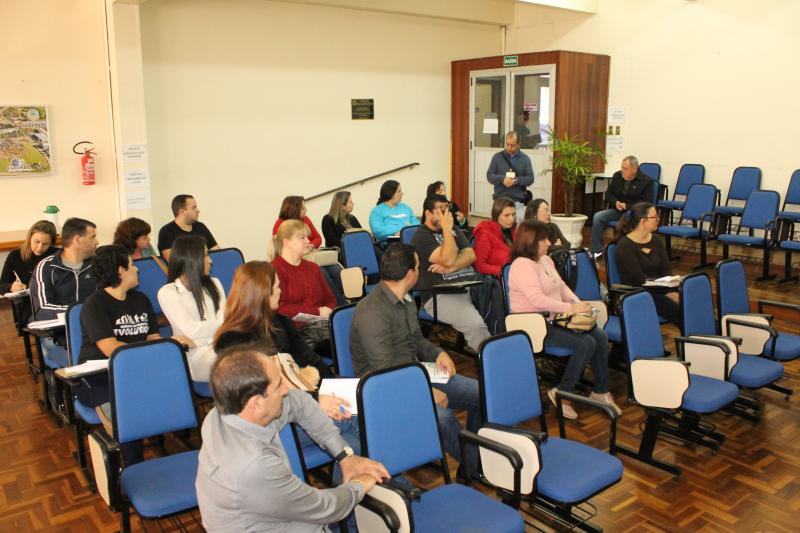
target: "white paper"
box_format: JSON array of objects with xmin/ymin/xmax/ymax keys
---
[
  {"xmin": 319, "ymin": 378, "xmax": 360, "ymax": 415},
  {"xmin": 482, "ymin": 118, "xmax": 499, "ymax": 134},
  {"xmin": 421, "ymin": 362, "xmax": 451, "ymax": 384},
  {"xmin": 125, "ymin": 190, "xmax": 151, "ymax": 211},
  {"xmin": 122, "ymin": 144, "xmax": 148, "ymax": 162},
  {"xmin": 124, "ymin": 168, "xmax": 150, "ymax": 188},
  {"xmin": 61, "ymin": 358, "xmax": 109, "ymax": 377},
  {"xmin": 292, "ymin": 312, "xmax": 328, "ymax": 324},
  {"xmin": 644, "ymin": 275, "xmax": 682, "ymax": 287},
  {"xmin": 606, "ymin": 135, "xmax": 624, "ymax": 152},
  {"xmin": 2, "ymin": 289, "xmax": 29, "ymax": 298},
  {"xmin": 608, "ymin": 107, "xmax": 626, "ymax": 124}
]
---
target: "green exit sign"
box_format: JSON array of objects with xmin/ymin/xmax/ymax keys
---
[{"xmin": 503, "ymin": 55, "xmax": 518, "ymax": 67}]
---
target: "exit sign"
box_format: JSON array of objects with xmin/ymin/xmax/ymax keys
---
[{"xmin": 503, "ymin": 55, "xmax": 518, "ymax": 67}]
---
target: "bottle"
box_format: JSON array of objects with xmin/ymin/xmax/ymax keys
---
[{"xmin": 43, "ymin": 205, "xmax": 60, "ymax": 233}]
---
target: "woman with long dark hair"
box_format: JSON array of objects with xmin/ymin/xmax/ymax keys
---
[
  {"xmin": 157, "ymin": 236, "xmax": 225, "ymax": 381},
  {"xmin": 508, "ymin": 220, "xmax": 620, "ymax": 420},
  {"xmin": 271, "ymin": 195, "xmax": 323, "ymax": 249},
  {"xmin": 369, "ymin": 180, "xmax": 419, "ymax": 243},
  {"xmin": 472, "ymin": 196, "xmax": 516, "ymax": 276},
  {"xmin": 524, "ymin": 198, "xmax": 570, "ymax": 253}
]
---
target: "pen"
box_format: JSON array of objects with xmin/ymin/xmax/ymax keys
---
[{"xmin": 14, "ymin": 271, "xmax": 22, "ymax": 283}]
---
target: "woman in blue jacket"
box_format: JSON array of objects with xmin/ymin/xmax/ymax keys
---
[{"xmin": 369, "ymin": 180, "xmax": 420, "ymax": 244}]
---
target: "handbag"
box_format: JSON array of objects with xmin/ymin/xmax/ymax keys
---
[
  {"xmin": 553, "ymin": 311, "xmax": 597, "ymax": 332},
  {"xmin": 277, "ymin": 353, "xmax": 320, "ymax": 391}
]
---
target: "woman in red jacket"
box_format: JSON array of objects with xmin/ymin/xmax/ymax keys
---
[
  {"xmin": 272, "ymin": 196, "xmax": 323, "ymax": 248},
  {"xmin": 473, "ymin": 197, "xmax": 517, "ymax": 276}
]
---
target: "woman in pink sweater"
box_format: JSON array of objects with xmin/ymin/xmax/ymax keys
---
[{"xmin": 508, "ymin": 221, "xmax": 620, "ymax": 420}]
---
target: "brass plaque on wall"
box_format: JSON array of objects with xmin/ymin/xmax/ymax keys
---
[{"xmin": 351, "ymin": 99, "xmax": 374, "ymax": 120}]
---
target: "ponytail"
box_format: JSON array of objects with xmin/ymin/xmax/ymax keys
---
[{"xmin": 614, "ymin": 202, "xmax": 653, "ymax": 240}]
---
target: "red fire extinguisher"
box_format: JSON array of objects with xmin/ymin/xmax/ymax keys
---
[{"xmin": 73, "ymin": 141, "xmax": 96, "ymax": 185}]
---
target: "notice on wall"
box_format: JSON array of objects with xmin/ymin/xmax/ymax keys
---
[
  {"xmin": 122, "ymin": 144, "xmax": 148, "ymax": 162},
  {"xmin": 124, "ymin": 168, "xmax": 149, "ymax": 188},
  {"xmin": 606, "ymin": 135, "xmax": 624, "ymax": 152},
  {"xmin": 482, "ymin": 118, "xmax": 499, "ymax": 134},
  {"xmin": 125, "ymin": 190, "xmax": 151, "ymax": 211},
  {"xmin": 351, "ymin": 99, "xmax": 374, "ymax": 120},
  {"xmin": 608, "ymin": 107, "xmax": 626, "ymax": 124},
  {"xmin": 523, "ymin": 103, "xmax": 538, "ymax": 112}
]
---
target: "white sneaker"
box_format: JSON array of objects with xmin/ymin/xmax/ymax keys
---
[
  {"xmin": 590, "ymin": 391, "xmax": 623, "ymax": 416},
  {"xmin": 548, "ymin": 387, "xmax": 578, "ymax": 420}
]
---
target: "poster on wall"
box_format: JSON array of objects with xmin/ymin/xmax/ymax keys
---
[{"xmin": 0, "ymin": 106, "xmax": 52, "ymax": 177}]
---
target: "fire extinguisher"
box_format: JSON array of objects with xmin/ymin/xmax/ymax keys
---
[{"xmin": 72, "ymin": 141, "xmax": 96, "ymax": 185}]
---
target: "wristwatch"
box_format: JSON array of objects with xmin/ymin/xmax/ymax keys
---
[{"xmin": 334, "ymin": 446, "xmax": 354, "ymax": 464}]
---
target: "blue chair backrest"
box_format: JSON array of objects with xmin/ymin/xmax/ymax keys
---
[
  {"xmin": 330, "ymin": 304, "xmax": 356, "ymax": 377},
  {"xmin": 279, "ymin": 425, "xmax": 308, "ymax": 481},
  {"xmin": 110, "ymin": 339, "xmax": 197, "ymax": 444},
  {"xmin": 480, "ymin": 332, "xmax": 542, "ymax": 425},
  {"xmin": 571, "ymin": 250, "xmax": 601, "ymax": 300},
  {"xmin": 716, "ymin": 260, "xmax": 750, "ymax": 316},
  {"xmin": 606, "ymin": 242, "xmax": 620, "ymax": 286},
  {"xmin": 358, "ymin": 364, "xmax": 442, "ymax": 475},
  {"xmin": 400, "ymin": 225, "xmax": 420, "ymax": 245},
  {"xmin": 739, "ymin": 190, "xmax": 779, "ymax": 230},
  {"xmin": 727, "ymin": 167, "xmax": 761, "ymax": 202},
  {"xmin": 133, "ymin": 257, "xmax": 167, "ymax": 314},
  {"xmin": 679, "ymin": 273, "xmax": 716, "ymax": 336},
  {"xmin": 209, "ymin": 248, "xmax": 244, "ymax": 295},
  {"xmin": 675, "ymin": 164, "xmax": 705, "ymax": 196},
  {"xmin": 65, "ymin": 303, "xmax": 83, "ymax": 366},
  {"xmin": 501, "ymin": 262, "xmax": 512, "ymax": 312},
  {"xmin": 342, "ymin": 231, "xmax": 380, "ymax": 277},
  {"xmin": 681, "ymin": 184, "xmax": 718, "ymax": 222},
  {"xmin": 639, "ymin": 162, "xmax": 661, "ymax": 181},
  {"xmin": 621, "ymin": 291, "xmax": 665, "ymax": 363},
  {"xmin": 785, "ymin": 169, "xmax": 800, "ymax": 207}
]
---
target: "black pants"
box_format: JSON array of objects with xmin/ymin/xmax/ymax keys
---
[{"xmin": 651, "ymin": 291, "xmax": 681, "ymax": 327}]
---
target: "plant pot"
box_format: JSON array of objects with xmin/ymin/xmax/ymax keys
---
[{"xmin": 551, "ymin": 214, "xmax": 588, "ymax": 249}]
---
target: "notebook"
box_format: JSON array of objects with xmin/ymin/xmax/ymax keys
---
[{"xmin": 318, "ymin": 378, "xmax": 360, "ymax": 415}]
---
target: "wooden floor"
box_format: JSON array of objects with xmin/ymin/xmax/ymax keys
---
[{"xmin": 1, "ymin": 239, "xmax": 799, "ymax": 532}]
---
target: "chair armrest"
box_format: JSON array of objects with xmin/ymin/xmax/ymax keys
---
[
  {"xmin": 355, "ymin": 483, "xmax": 406, "ymax": 533},
  {"xmin": 554, "ymin": 391, "xmax": 619, "ymax": 454},
  {"xmin": 757, "ymin": 299, "xmax": 800, "ymax": 316},
  {"xmin": 722, "ymin": 315, "xmax": 778, "ymax": 358},
  {"xmin": 431, "ymin": 280, "xmax": 482, "ymax": 293},
  {"xmin": 630, "ymin": 358, "xmax": 690, "ymax": 410},
  {"xmin": 356, "ymin": 489, "xmax": 403, "ymax": 533},
  {"xmin": 675, "ymin": 336, "xmax": 734, "ymax": 381},
  {"xmin": 469, "ymin": 426, "xmax": 532, "ymax": 500},
  {"xmin": 459, "ymin": 429, "xmax": 523, "ymax": 474},
  {"xmin": 88, "ymin": 428, "xmax": 122, "ymax": 511}
]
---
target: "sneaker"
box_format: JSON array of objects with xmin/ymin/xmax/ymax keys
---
[
  {"xmin": 590, "ymin": 391, "xmax": 623, "ymax": 416},
  {"xmin": 592, "ymin": 251, "xmax": 604, "ymax": 260},
  {"xmin": 548, "ymin": 387, "xmax": 578, "ymax": 420}
]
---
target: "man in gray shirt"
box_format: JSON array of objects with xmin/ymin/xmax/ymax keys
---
[
  {"xmin": 350, "ymin": 243, "xmax": 482, "ymax": 481},
  {"xmin": 196, "ymin": 348, "xmax": 389, "ymax": 533}
]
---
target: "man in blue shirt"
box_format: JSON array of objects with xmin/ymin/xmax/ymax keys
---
[{"xmin": 486, "ymin": 131, "xmax": 535, "ymax": 221}]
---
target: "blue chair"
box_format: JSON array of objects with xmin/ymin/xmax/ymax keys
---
[
  {"xmin": 133, "ymin": 257, "xmax": 171, "ymax": 337},
  {"xmin": 617, "ymin": 290, "xmax": 739, "ymax": 475},
  {"xmin": 778, "ymin": 169, "xmax": 800, "ymax": 223},
  {"xmin": 89, "ymin": 339, "xmax": 199, "ymax": 532},
  {"xmin": 342, "ymin": 230, "xmax": 380, "ymax": 293},
  {"xmin": 658, "ymin": 163, "xmax": 705, "ymax": 211},
  {"xmin": 478, "ymin": 332, "xmax": 623, "ymax": 530},
  {"xmin": 209, "ymin": 247, "xmax": 244, "ymax": 295},
  {"xmin": 715, "ymin": 166, "xmax": 762, "ymax": 218},
  {"xmin": 400, "ymin": 224, "xmax": 420, "ymax": 245},
  {"xmin": 716, "ymin": 259, "xmax": 800, "ymax": 364},
  {"xmin": 716, "ymin": 190, "xmax": 780, "ymax": 281},
  {"xmin": 64, "ymin": 303, "xmax": 102, "ymax": 484},
  {"xmin": 564, "ymin": 249, "xmax": 621, "ymax": 344},
  {"xmin": 679, "ymin": 273, "xmax": 788, "ymax": 420},
  {"xmin": 657, "ymin": 183, "xmax": 719, "ymax": 269},
  {"xmin": 639, "ymin": 162, "xmax": 661, "ymax": 181},
  {"xmin": 776, "ymin": 215, "xmax": 800, "ymax": 283},
  {"xmin": 329, "ymin": 303, "xmax": 357, "ymax": 377},
  {"xmin": 356, "ymin": 363, "xmax": 525, "ymax": 533}
]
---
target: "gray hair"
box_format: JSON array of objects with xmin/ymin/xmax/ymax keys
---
[
  {"xmin": 623, "ymin": 155, "xmax": 639, "ymax": 168},
  {"xmin": 505, "ymin": 131, "xmax": 519, "ymax": 143}
]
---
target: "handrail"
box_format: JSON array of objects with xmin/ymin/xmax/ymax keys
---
[{"xmin": 304, "ymin": 162, "xmax": 419, "ymax": 202}]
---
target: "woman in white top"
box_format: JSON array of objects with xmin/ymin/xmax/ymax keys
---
[{"xmin": 157, "ymin": 235, "xmax": 225, "ymax": 382}]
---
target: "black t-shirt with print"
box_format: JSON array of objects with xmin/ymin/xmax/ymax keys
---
[
  {"xmin": 78, "ymin": 289, "xmax": 159, "ymax": 364},
  {"xmin": 411, "ymin": 225, "xmax": 478, "ymax": 294}
]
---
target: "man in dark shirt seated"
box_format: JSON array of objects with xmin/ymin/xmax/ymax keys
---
[
  {"xmin": 590, "ymin": 155, "xmax": 654, "ymax": 257},
  {"xmin": 350, "ymin": 243, "xmax": 482, "ymax": 481},
  {"xmin": 158, "ymin": 194, "xmax": 220, "ymax": 260}
]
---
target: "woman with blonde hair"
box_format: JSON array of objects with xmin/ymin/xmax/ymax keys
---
[{"xmin": 321, "ymin": 190, "xmax": 362, "ymax": 248}]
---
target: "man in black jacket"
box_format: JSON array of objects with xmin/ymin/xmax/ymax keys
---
[{"xmin": 590, "ymin": 155, "xmax": 654, "ymax": 256}]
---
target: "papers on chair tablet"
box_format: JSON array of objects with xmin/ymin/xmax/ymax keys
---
[
  {"xmin": 292, "ymin": 313, "xmax": 329, "ymax": 324},
  {"xmin": 643, "ymin": 275, "xmax": 682, "ymax": 288},
  {"xmin": 2, "ymin": 289, "xmax": 29, "ymax": 298},
  {"xmin": 319, "ymin": 378, "xmax": 360, "ymax": 415},
  {"xmin": 421, "ymin": 362, "xmax": 451, "ymax": 384},
  {"xmin": 28, "ymin": 314, "xmax": 66, "ymax": 329},
  {"xmin": 61, "ymin": 358, "xmax": 109, "ymax": 377}
]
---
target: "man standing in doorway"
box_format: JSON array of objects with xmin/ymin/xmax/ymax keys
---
[{"xmin": 486, "ymin": 131, "xmax": 534, "ymax": 222}]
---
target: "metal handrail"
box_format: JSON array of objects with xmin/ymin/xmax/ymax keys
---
[{"xmin": 304, "ymin": 162, "xmax": 419, "ymax": 202}]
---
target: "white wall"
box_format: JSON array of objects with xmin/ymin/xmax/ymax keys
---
[
  {"xmin": 0, "ymin": 0, "xmax": 118, "ymax": 241},
  {"xmin": 140, "ymin": 0, "xmax": 500, "ymax": 260},
  {"xmin": 507, "ymin": 0, "xmax": 800, "ymax": 197}
]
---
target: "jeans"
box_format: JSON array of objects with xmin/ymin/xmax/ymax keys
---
[
  {"xmin": 591, "ymin": 208, "xmax": 623, "ymax": 252},
  {"xmin": 431, "ymin": 374, "xmax": 482, "ymax": 479},
  {"xmin": 544, "ymin": 325, "xmax": 609, "ymax": 393},
  {"xmin": 422, "ymin": 293, "xmax": 490, "ymax": 352},
  {"xmin": 41, "ymin": 337, "xmax": 68, "ymax": 368},
  {"xmin": 321, "ymin": 264, "xmax": 347, "ymax": 306}
]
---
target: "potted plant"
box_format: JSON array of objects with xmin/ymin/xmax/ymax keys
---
[{"xmin": 542, "ymin": 127, "xmax": 606, "ymax": 247}]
